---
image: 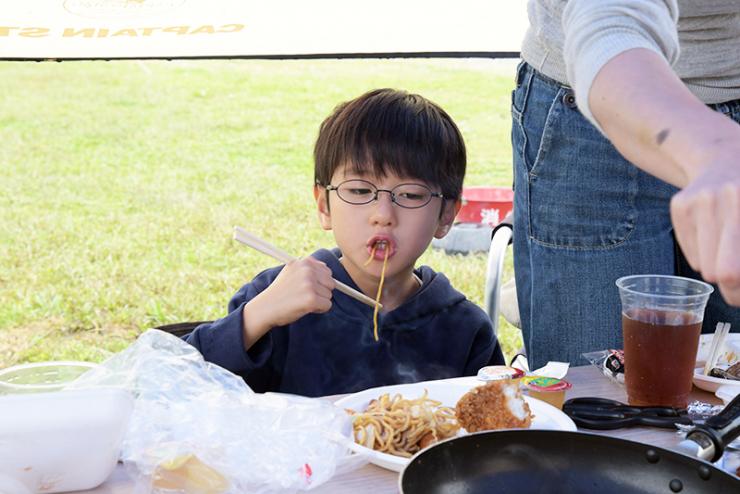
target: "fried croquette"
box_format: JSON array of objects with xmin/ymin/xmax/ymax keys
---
[{"xmin": 455, "ymin": 380, "xmax": 533, "ymax": 432}]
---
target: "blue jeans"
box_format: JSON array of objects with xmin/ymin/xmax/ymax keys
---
[{"xmin": 511, "ymin": 62, "xmax": 740, "ymax": 369}]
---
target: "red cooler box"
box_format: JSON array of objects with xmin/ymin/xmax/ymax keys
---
[{"xmin": 456, "ymin": 186, "xmax": 513, "ymax": 227}]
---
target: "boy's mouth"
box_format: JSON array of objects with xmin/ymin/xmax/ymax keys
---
[{"xmin": 366, "ymin": 237, "xmax": 395, "ymax": 261}]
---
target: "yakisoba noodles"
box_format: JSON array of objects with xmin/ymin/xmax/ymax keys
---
[
  {"xmin": 349, "ymin": 390, "xmax": 460, "ymax": 457},
  {"xmin": 364, "ymin": 242, "xmax": 389, "ymax": 341}
]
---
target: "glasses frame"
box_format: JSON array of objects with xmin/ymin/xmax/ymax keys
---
[{"xmin": 324, "ymin": 179, "xmax": 445, "ymax": 209}]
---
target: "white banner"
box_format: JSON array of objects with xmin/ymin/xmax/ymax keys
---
[{"xmin": 0, "ymin": 0, "xmax": 527, "ymax": 60}]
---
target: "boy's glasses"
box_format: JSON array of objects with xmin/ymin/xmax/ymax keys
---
[{"xmin": 325, "ymin": 179, "xmax": 445, "ymax": 209}]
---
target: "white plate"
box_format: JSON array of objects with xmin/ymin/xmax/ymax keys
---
[
  {"xmin": 716, "ymin": 384, "xmax": 740, "ymax": 405},
  {"xmin": 693, "ymin": 367, "xmax": 740, "ymax": 393},
  {"xmin": 334, "ymin": 379, "xmax": 577, "ymax": 472},
  {"xmin": 693, "ymin": 333, "xmax": 740, "ymax": 392}
]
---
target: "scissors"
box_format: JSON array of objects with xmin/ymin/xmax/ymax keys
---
[{"xmin": 562, "ymin": 397, "xmax": 693, "ymax": 430}]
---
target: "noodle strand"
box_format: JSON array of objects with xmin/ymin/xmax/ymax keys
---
[
  {"xmin": 372, "ymin": 247, "xmax": 389, "ymax": 341},
  {"xmin": 363, "ymin": 244, "xmax": 377, "ymax": 267},
  {"xmin": 349, "ymin": 390, "xmax": 460, "ymax": 457}
]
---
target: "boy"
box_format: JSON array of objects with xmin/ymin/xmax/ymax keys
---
[{"xmin": 185, "ymin": 88, "xmax": 504, "ymax": 397}]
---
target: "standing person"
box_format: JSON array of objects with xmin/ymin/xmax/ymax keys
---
[
  {"xmin": 513, "ymin": 0, "xmax": 740, "ymax": 368},
  {"xmin": 185, "ymin": 89, "xmax": 504, "ymax": 397}
]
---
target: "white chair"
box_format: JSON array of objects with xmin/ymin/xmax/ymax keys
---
[
  {"xmin": 483, "ymin": 222, "xmax": 514, "ymax": 337},
  {"xmin": 483, "ymin": 221, "xmax": 527, "ymax": 368}
]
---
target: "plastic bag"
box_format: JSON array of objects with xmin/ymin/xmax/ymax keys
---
[
  {"xmin": 582, "ymin": 349, "xmax": 625, "ymax": 385},
  {"xmin": 70, "ymin": 329, "xmax": 364, "ymax": 494}
]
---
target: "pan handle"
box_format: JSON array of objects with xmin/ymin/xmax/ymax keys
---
[{"xmin": 677, "ymin": 393, "xmax": 740, "ymax": 462}]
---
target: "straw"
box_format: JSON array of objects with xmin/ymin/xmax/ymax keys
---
[
  {"xmin": 703, "ymin": 322, "xmax": 731, "ymax": 375},
  {"xmin": 233, "ymin": 226, "xmax": 381, "ymax": 309}
]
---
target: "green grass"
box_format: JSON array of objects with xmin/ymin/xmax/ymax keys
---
[{"xmin": 0, "ymin": 59, "xmax": 520, "ymax": 368}]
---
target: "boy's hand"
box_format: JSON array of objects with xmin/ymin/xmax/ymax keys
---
[{"xmin": 241, "ymin": 257, "xmax": 335, "ymax": 350}]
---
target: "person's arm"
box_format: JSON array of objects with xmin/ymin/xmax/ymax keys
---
[
  {"xmin": 589, "ymin": 49, "xmax": 740, "ymax": 190},
  {"xmin": 589, "ymin": 50, "xmax": 740, "ymax": 304},
  {"xmin": 241, "ymin": 256, "xmax": 335, "ymax": 349},
  {"xmin": 562, "ymin": 0, "xmax": 740, "ymax": 304},
  {"xmin": 184, "ymin": 257, "xmax": 335, "ymax": 375}
]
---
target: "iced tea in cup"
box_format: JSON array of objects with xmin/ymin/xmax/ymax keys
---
[{"xmin": 616, "ymin": 275, "xmax": 713, "ymax": 408}]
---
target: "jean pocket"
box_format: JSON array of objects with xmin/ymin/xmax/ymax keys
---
[
  {"xmin": 524, "ymin": 88, "xmax": 638, "ymax": 250},
  {"xmin": 511, "ymin": 69, "xmax": 540, "ymax": 176},
  {"xmin": 511, "ymin": 96, "xmax": 522, "ymax": 121},
  {"xmin": 511, "ymin": 104, "xmax": 526, "ymax": 178}
]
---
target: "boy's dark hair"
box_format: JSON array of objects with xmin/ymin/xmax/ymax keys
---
[{"xmin": 314, "ymin": 88, "xmax": 466, "ymax": 200}]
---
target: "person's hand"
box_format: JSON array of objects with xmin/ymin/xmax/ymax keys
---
[
  {"xmin": 671, "ymin": 153, "xmax": 740, "ymax": 306},
  {"xmin": 241, "ymin": 257, "xmax": 335, "ymax": 349}
]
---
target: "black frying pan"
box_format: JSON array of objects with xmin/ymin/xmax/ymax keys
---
[{"xmin": 400, "ymin": 395, "xmax": 740, "ymax": 493}]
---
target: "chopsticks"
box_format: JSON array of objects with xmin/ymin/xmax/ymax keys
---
[
  {"xmin": 233, "ymin": 226, "xmax": 381, "ymax": 309},
  {"xmin": 703, "ymin": 322, "xmax": 732, "ymax": 375}
]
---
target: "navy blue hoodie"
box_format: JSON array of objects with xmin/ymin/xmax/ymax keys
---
[{"xmin": 185, "ymin": 248, "xmax": 503, "ymax": 397}]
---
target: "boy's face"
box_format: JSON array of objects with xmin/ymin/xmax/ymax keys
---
[{"xmin": 314, "ymin": 164, "xmax": 460, "ymax": 288}]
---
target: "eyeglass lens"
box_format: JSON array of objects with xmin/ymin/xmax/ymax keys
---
[{"xmin": 334, "ymin": 179, "xmax": 436, "ymax": 209}]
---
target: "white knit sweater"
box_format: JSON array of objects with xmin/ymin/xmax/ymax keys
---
[{"xmin": 521, "ymin": 0, "xmax": 740, "ymax": 123}]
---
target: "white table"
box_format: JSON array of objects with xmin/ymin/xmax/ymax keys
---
[{"xmin": 75, "ymin": 365, "xmax": 723, "ymax": 494}]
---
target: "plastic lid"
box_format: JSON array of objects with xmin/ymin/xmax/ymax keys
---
[
  {"xmin": 0, "ymin": 361, "xmax": 100, "ymax": 394},
  {"xmin": 523, "ymin": 376, "xmax": 572, "ymax": 392},
  {"xmin": 477, "ymin": 365, "xmax": 524, "ymax": 382}
]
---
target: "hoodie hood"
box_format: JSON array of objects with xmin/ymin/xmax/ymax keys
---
[{"xmin": 312, "ymin": 248, "xmax": 467, "ymax": 331}]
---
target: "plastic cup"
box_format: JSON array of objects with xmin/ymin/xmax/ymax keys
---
[
  {"xmin": 616, "ymin": 275, "xmax": 713, "ymax": 407},
  {"xmin": 521, "ymin": 376, "xmax": 572, "ymax": 410}
]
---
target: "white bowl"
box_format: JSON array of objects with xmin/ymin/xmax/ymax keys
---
[{"xmin": 0, "ymin": 388, "xmax": 133, "ymax": 493}]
